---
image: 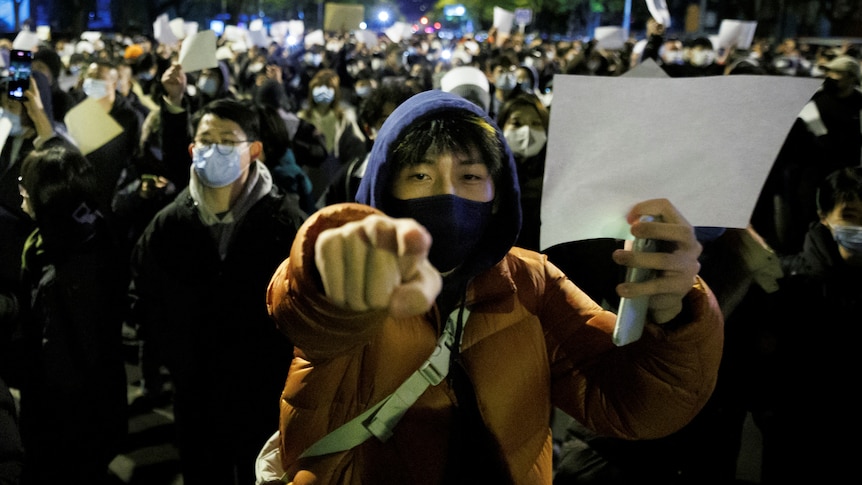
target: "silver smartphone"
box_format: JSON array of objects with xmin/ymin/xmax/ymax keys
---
[{"xmin": 612, "ymin": 216, "xmax": 657, "ymax": 346}]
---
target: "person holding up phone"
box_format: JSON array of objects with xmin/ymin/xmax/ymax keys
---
[
  {"xmin": 7, "ymin": 49, "xmax": 32, "ymax": 102},
  {"xmin": 1, "ymin": 69, "xmax": 78, "ymax": 369}
]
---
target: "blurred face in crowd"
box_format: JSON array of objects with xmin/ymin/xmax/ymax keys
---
[
  {"xmin": 823, "ymin": 67, "xmax": 859, "ymax": 97},
  {"xmin": 310, "ymin": 75, "xmax": 338, "ymax": 109},
  {"xmin": 83, "ymin": 62, "xmax": 118, "ymax": 104},
  {"xmin": 196, "ymin": 68, "xmax": 223, "ymax": 97},
  {"xmin": 822, "ymin": 195, "xmax": 862, "ymax": 266},
  {"xmin": 661, "ymin": 40, "xmax": 684, "ymax": 65},
  {"xmin": 502, "ymin": 102, "xmax": 547, "ymax": 159},
  {"xmin": 492, "ymin": 64, "xmax": 517, "ymax": 92},
  {"xmin": 116, "ymin": 64, "xmax": 133, "ymax": 97},
  {"xmin": 688, "ymin": 45, "xmax": 716, "ymax": 67}
]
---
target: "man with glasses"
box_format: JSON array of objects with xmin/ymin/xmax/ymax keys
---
[{"xmin": 127, "ymin": 98, "xmax": 306, "ymax": 485}]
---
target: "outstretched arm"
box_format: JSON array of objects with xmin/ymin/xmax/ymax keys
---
[{"xmin": 314, "ymin": 213, "xmax": 442, "ymax": 319}]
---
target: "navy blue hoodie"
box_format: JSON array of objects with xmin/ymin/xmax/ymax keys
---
[{"xmin": 354, "ymin": 90, "xmax": 523, "ymax": 281}]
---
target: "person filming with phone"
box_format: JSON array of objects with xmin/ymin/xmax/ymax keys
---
[
  {"xmin": 1, "ymin": 61, "xmax": 78, "ymax": 337},
  {"xmin": 257, "ymin": 91, "xmax": 724, "ymax": 484}
]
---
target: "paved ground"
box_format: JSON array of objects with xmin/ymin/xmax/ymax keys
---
[{"xmin": 107, "ymin": 335, "xmax": 182, "ymax": 485}]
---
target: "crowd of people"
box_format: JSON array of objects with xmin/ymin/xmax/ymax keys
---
[{"xmin": 0, "ymin": 17, "xmax": 860, "ymax": 485}]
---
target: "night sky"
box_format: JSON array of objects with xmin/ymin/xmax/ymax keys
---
[{"xmin": 399, "ymin": 0, "xmax": 434, "ymax": 20}]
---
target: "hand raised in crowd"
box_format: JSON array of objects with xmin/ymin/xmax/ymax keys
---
[
  {"xmin": 265, "ymin": 64, "xmax": 282, "ymax": 83},
  {"xmin": 161, "ymin": 63, "xmax": 186, "ymax": 106},
  {"xmin": 23, "ymin": 76, "xmax": 52, "ymax": 139},
  {"xmin": 612, "ymin": 198, "xmax": 703, "ymax": 324},
  {"xmin": 255, "ymin": 64, "xmax": 283, "ymax": 88},
  {"xmin": 646, "ymin": 18, "xmax": 666, "ymax": 37},
  {"xmin": 314, "ymin": 214, "xmax": 442, "ymax": 319}
]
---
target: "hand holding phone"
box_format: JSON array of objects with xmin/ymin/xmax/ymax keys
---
[
  {"xmin": 7, "ymin": 49, "xmax": 33, "ymax": 102},
  {"xmin": 612, "ymin": 215, "xmax": 658, "ymax": 346}
]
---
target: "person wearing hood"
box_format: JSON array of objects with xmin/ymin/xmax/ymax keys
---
[
  {"xmin": 128, "ymin": 98, "xmax": 306, "ymax": 485},
  {"xmin": 15, "ymin": 144, "xmax": 128, "ymax": 485},
  {"xmin": 259, "ymin": 90, "xmax": 724, "ymax": 484}
]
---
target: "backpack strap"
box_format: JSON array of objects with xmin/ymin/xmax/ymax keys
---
[{"xmin": 297, "ymin": 307, "xmax": 470, "ymax": 459}]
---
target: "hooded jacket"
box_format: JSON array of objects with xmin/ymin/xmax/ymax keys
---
[{"xmin": 266, "ymin": 91, "xmax": 723, "ymax": 484}]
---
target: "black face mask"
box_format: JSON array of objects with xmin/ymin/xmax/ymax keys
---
[{"xmin": 388, "ymin": 194, "xmax": 494, "ymax": 273}]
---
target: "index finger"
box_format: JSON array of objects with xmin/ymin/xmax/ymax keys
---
[{"xmin": 363, "ymin": 216, "xmax": 432, "ymax": 280}]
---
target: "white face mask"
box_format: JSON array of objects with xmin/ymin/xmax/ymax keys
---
[
  {"xmin": 689, "ymin": 49, "xmax": 716, "ymax": 67},
  {"xmin": 504, "ymin": 125, "xmax": 547, "ymax": 159},
  {"xmin": 83, "ymin": 78, "xmax": 109, "ymax": 99},
  {"xmin": 197, "ymin": 76, "xmax": 218, "ymax": 97}
]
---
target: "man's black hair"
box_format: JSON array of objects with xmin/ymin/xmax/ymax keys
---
[
  {"xmin": 33, "ymin": 48, "xmax": 62, "ymax": 81},
  {"xmin": 817, "ymin": 166, "xmax": 862, "ymax": 215},
  {"xmin": 192, "ymin": 98, "xmax": 260, "ymax": 141},
  {"xmin": 358, "ymin": 81, "xmax": 418, "ymax": 129},
  {"xmin": 389, "ymin": 109, "xmax": 503, "ymax": 183}
]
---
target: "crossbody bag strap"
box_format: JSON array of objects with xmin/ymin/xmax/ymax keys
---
[{"xmin": 297, "ymin": 307, "xmax": 470, "ymax": 460}]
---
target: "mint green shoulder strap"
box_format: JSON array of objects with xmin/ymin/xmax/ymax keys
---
[{"xmin": 297, "ymin": 308, "xmax": 469, "ymax": 460}]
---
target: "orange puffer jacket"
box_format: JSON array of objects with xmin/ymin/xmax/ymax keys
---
[{"xmin": 266, "ymin": 203, "xmax": 724, "ymax": 485}]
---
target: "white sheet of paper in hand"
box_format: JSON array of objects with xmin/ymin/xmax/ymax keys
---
[
  {"xmin": 64, "ymin": 98, "xmax": 123, "ymax": 156},
  {"xmin": 717, "ymin": 20, "xmax": 758, "ymax": 51},
  {"xmin": 493, "ymin": 7, "xmax": 515, "ymax": 36},
  {"xmin": 153, "ymin": 14, "xmax": 179, "ymax": 48},
  {"xmin": 539, "ymin": 74, "xmax": 823, "ymax": 250},
  {"xmin": 179, "ymin": 30, "xmax": 218, "ymax": 73}
]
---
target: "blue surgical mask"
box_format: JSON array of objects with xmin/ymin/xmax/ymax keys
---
[
  {"xmin": 495, "ymin": 72, "xmax": 516, "ymax": 91},
  {"xmin": 312, "ymin": 85, "xmax": 335, "ymax": 105},
  {"xmin": 1, "ymin": 110, "xmax": 23, "ymax": 136},
  {"xmin": 387, "ymin": 194, "xmax": 494, "ymax": 273},
  {"xmin": 832, "ymin": 224, "xmax": 862, "ymax": 252},
  {"xmin": 83, "ymin": 78, "xmax": 109, "ymax": 99},
  {"xmin": 354, "ymin": 85, "xmax": 372, "ymax": 98},
  {"xmin": 192, "ymin": 144, "xmax": 244, "ymax": 188},
  {"xmin": 197, "ymin": 77, "xmax": 218, "ymax": 97}
]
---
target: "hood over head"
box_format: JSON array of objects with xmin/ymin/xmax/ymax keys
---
[{"xmin": 355, "ymin": 90, "xmax": 522, "ymax": 279}]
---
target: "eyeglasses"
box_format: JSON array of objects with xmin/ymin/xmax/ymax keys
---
[{"xmin": 193, "ymin": 139, "xmax": 251, "ymax": 155}]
